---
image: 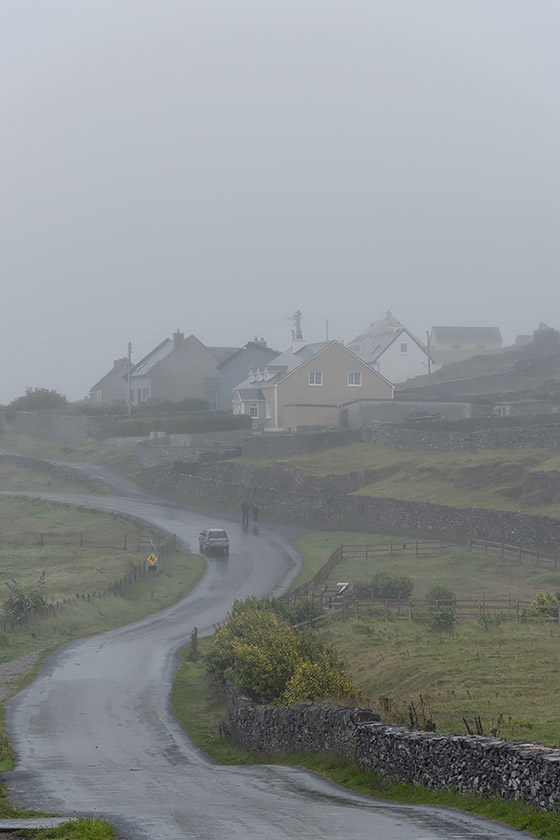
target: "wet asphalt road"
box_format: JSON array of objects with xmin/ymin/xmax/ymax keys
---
[{"xmin": 3, "ymin": 470, "xmax": 530, "ymax": 839}]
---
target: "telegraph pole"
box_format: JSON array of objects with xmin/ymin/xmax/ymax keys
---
[{"xmin": 127, "ymin": 341, "xmax": 132, "ymax": 415}]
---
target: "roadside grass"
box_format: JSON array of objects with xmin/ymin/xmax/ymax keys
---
[
  {"xmin": 0, "ymin": 496, "xmax": 189, "ymax": 627},
  {"xmin": 292, "ymin": 531, "xmax": 560, "ymax": 601},
  {"xmin": 0, "ymin": 433, "xmax": 136, "ymax": 471},
  {"xmin": 0, "ymin": 462, "xmax": 107, "ymax": 495},
  {"xmin": 319, "ymin": 618, "xmax": 560, "ymax": 747},
  {"xmin": 13, "ymin": 818, "xmax": 117, "ymax": 838},
  {"xmin": 233, "ymin": 442, "xmax": 560, "ymax": 516},
  {"xmin": 172, "ymin": 640, "xmax": 560, "ymax": 840}
]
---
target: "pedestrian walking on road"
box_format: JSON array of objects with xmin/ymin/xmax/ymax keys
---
[
  {"xmin": 252, "ymin": 504, "xmax": 259, "ymax": 523},
  {"xmin": 241, "ymin": 499, "xmax": 250, "ymax": 527}
]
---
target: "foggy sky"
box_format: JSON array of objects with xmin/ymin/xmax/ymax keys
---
[{"xmin": 2, "ymin": 1, "xmax": 559, "ymax": 402}]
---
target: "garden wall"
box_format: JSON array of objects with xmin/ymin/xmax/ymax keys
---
[{"xmin": 227, "ymin": 692, "xmax": 560, "ymax": 810}]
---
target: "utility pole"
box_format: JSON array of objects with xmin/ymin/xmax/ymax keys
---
[
  {"xmin": 127, "ymin": 341, "xmax": 132, "ymax": 415},
  {"xmin": 426, "ymin": 330, "xmax": 432, "ymax": 381}
]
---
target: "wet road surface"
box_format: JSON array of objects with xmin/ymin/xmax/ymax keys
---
[{"xmin": 3, "ymin": 473, "xmax": 530, "ymax": 838}]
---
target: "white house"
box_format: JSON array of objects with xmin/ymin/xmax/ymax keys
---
[{"xmin": 347, "ymin": 311, "xmax": 438, "ymax": 383}]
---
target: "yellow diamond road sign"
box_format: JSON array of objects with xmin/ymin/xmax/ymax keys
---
[{"xmin": 147, "ymin": 552, "xmax": 159, "ymax": 565}]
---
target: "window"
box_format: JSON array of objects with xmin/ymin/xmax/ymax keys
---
[
  {"xmin": 400, "ymin": 343, "xmax": 408, "ymax": 354},
  {"xmin": 249, "ymin": 402, "xmax": 259, "ymax": 419},
  {"xmin": 265, "ymin": 400, "xmax": 272, "ymax": 419},
  {"xmin": 308, "ymin": 371, "xmax": 323, "ymax": 385},
  {"xmin": 348, "ymin": 372, "xmax": 362, "ymax": 386}
]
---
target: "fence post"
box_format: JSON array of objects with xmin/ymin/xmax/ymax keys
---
[
  {"xmin": 389, "ymin": 542, "xmax": 393, "ymax": 557},
  {"xmin": 190, "ymin": 626, "xmax": 198, "ymax": 659},
  {"xmin": 408, "ymin": 600, "xmax": 412, "ymax": 621},
  {"xmin": 484, "ymin": 540, "xmax": 487, "ymax": 554}
]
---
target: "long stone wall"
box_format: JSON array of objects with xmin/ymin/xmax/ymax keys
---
[
  {"xmin": 139, "ymin": 464, "xmax": 560, "ymax": 547},
  {"xmin": 227, "ymin": 692, "xmax": 560, "ymax": 810},
  {"xmin": 365, "ymin": 415, "xmax": 560, "ymax": 451}
]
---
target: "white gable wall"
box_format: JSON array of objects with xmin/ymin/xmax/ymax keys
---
[{"xmin": 373, "ymin": 336, "xmax": 435, "ymax": 384}]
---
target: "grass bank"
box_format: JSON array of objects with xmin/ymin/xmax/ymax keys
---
[{"xmin": 234, "ymin": 442, "xmax": 560, "ymax": 516}]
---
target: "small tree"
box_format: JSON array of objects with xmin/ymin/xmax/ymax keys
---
[
  {"xmin": 532, "ymin": 323, "xmax": 560, "ymax": 352},
  {"xmin": 355, "ymin": 571, "xmax": 414, "ymax": 600},
  {"xmin": 3, "ymin": 572, "xmax": 47, "ymax": 619},
  {"xmin": 428, "ymin": 585, "xmax": 455, "ymax": 606},
  {"xmin": 9, "ymin": 387, "xmax": 67, "ymax": 411}
]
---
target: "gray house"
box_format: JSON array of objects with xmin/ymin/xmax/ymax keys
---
[{"xmin": 216, "ymin": 339, "xmax": 279, "ymax": 411}]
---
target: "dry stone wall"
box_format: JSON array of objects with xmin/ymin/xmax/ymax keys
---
[
  {"xmin": 140, "ymin": 463, "xmax": 560, "ymax": 547},
  {"xmin": 227, "ymin": 692, "xmax": 560, "ymax": 810}
]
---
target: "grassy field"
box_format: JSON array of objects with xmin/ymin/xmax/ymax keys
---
[
  {"xmin": 0, "ymin": 432, "xmax": 137, "ymax": 470},
  {"xmin": 293, "ymin": 531, "xmax": 560, "ymax": 601},
  {"xmin": 234, "ymin": 442, "xmax": 560, "ymax": 516},
  {"xmin": 0, "ymin": 497, "xmax": 204, "ymax": 665}
]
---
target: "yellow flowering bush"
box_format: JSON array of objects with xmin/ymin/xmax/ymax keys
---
[{"xmin": 207, "ymin": 597, "xmax": 360, "ymax": 705}]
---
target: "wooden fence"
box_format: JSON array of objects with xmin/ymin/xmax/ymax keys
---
[
  {"xmin": 468, "ymin": 538, "xmax": 560, "ymax": 568},
  {"xmin": 0, "ymin": 532, "xmax": 177, "ymax": 633},
  {"xmin": 0, "ymin": 529, "xmax": 160, "ymax": 551},
  {"xmin": 278, "ymin": 539, "xmax": 560, "ymax": 623}
]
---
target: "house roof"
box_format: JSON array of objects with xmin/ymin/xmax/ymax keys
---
[
  {"xmin": 431, "ymin": 326, "xmax": 502, "ymax": 343},
  {"xmin": 234, "ymin": 387, "xmax": 265, "ymax": 400},
  {"xmin": 348, "ymin": 311, "xmax": 406, "ymax": 351},
  {"xmin": 130, "ymin": 339, "xmax": 173, "ymax": 378},
  {"xmin": 207, "ymin": 346, "xmax": 239, "ymax": 363},
  {"xmin": 215, "ymin": 342, "xmax": 280, "ymax": 369}
]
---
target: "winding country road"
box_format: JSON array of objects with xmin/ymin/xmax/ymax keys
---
[{"xmin": 3, "ymin": 467, "xmax": 529, "ymax": 839}]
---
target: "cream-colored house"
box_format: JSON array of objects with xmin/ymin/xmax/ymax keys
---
[{"xmin": 232, "ymin": 340, "xmax": 393, "ymax": 431}]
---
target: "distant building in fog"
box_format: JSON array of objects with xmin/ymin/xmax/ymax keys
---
[{"xmin": 429, "ymin": 326, "xmax": 502, "ymax": 365}]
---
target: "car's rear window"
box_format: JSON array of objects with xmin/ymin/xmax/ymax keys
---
[{"xmin": 209, "ymin": 530, "xmax": 227, "ymax": 538}]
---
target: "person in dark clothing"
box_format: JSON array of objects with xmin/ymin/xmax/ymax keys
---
[
  {"xmin": 252, "ymin": 504, "xmax": 259, "ymax": 523},
  {"xmin": 241, "ymin": 499, "xmax": 250, "ymax": 527}
]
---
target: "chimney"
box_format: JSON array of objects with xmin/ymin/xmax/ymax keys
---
[{"xmin": 173, "ymin": 329, "xmax": 184, "ymax": 349}]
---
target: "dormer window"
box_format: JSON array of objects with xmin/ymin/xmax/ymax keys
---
[
  {"xmin": 256, "ymin": 368, "xmax": 263, "ymax": 382},
  {"xmin": 263, "ymin": 366, "xmax": 269, "ymax": 381},
  {"xmin": 248, "ymin": 368, "xmax": 256, "ymax": 383}
]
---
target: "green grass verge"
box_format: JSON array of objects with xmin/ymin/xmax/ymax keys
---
[
  {"xmin": 15, "ymin": 818, "xmax": 117, "ymax": 838},
  {"xmin": 233, "ymin": 442, "xmax": 560, "ymax": 516},
  {"xmin": 172, "ymin": 640, "xmax": 560, "ymax": 839}
]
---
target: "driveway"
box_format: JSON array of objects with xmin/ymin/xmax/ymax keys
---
[{"xmin": 3, "ymin": 473, "xmax": 529, "ymax": 839}]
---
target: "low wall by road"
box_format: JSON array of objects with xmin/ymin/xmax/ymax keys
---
[
  {"xmin": 139, "ymin": 463, "xmax": 560, "ymax": 547},
  {"xmin": 227, "ymin": 692, "xmax": 560, "ymax": 810}
]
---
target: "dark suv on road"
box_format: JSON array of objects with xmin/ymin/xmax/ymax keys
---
[{"xmin": 199, "ymin": 528, "xmax": 230, "ymax": 555}]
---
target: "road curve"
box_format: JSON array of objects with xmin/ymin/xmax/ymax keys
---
[{"xmin": 4, "ymin": 474, "xmax": 529, "ymax": 839}]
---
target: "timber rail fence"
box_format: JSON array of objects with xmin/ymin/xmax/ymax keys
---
[
  {"xmin": 277, "ymin": 538, "xmax": 560, "ymax": 622},
  {"xmin": 0, "ymin": 532, "xmax": 177, "ymax": 633}
]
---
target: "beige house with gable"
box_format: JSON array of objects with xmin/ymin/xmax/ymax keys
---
[{"xmin": 233, "ymin": 340, "xmax": 393, "ymax": 431}]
